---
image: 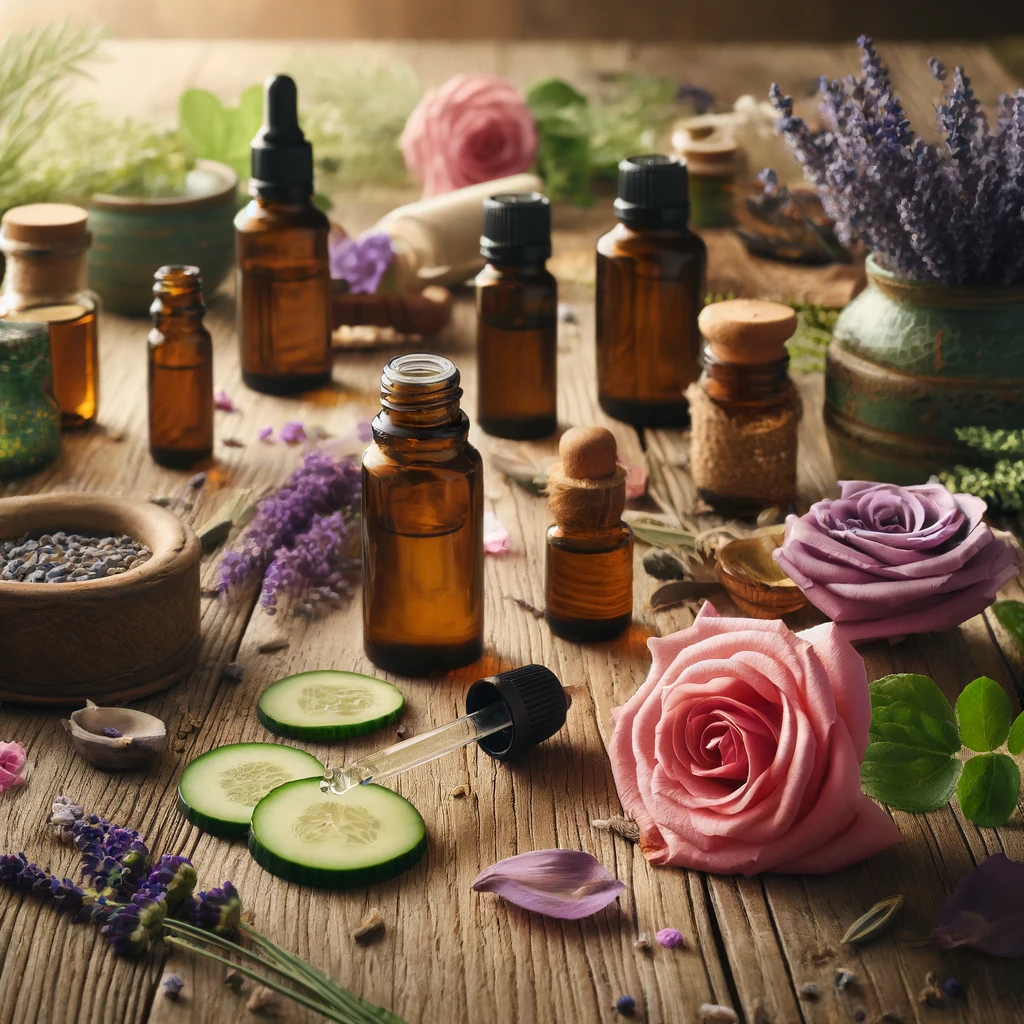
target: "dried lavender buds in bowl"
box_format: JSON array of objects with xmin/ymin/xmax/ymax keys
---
[{"xmin": 0, "ymin": 532, "xmax": 152, "ymax": 583}]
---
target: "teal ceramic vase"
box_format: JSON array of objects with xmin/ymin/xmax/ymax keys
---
[
  {"xmin": 825, "ymin": 254, "xmax": 1024, "ymax": 484},
  {"xmin": 87, "ymin": 160, "xmax": 238, "ymax": 316}
]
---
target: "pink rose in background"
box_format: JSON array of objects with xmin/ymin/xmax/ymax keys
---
[
  {"xmin": 774, "ymin": 481, "xmax": 1020, "ymax": 643},
  {"xmin": 609, "ymin": 603, "xmax": 901, "ymax": 876},
  {"xmin": 0, "ymin": 741, "xmax": 27, "ymax": 794},
  {"xmin": 400, "ymin": 74, "xmax": 538, "ymax": 196}
]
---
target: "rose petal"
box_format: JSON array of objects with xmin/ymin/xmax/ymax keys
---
[
  {"xmin": 934, "ymin": 854, "xmax": 1024, "ymax": 957},
  {"xmin": 619, "ymin": 458, "xmax": 648, "ymax": 501},
  {"xmin": 0, "ymin": 741, "xmax": 27, "ymax": 794},
  {"xmin": 483, "ymin": 510, "xmax": 511, "ymax": 555},
  {"xmin": 214, "ymin": 389, "xmax": 239, "ymax": 412},
  {"xmin": 472, "ymin": 850, "xmax": 624, "ymax": 919}
]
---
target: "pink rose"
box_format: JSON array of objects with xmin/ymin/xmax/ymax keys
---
[
  {"xmin": 609, "ymin": 603, "xmax": 901, "ymax": 876},
  {"xmin": 0, "ymin": 741, "xmax": 27, "ymax": 794},
  {"xmin": 774, "ymin": 481, "xmax": 1020, "ymax": 642},
  {"xmin": 400, "ymin": 74, "xmax": 538, "ymax": 196}
]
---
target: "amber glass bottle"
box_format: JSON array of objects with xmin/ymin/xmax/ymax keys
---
[
  {"xmin": 596, "ymin": 155, "xmax": 706, "ymax": 427},
  {"xmin": 0, "ymin": 204, "xmax": 99, "ymax": 429},
  {"xmin": 545, "ymin": 427, "xmax": 633, "ymax": 642},
  {"xmin": 362, "ymin": 353, "xmax": 484, "ymax": 675},
  {"xmin": 235, "ymin": 75, "xmax": 331, "ymax": 395},
  {"xmin": 690, "ymin": 299, "xmax": 801, "ymax": 514},
  {"xmin": 148, "ymin": 266, "xmax": 214, "ymax": 468},
  {"xmin": 476, "ymin": 193, "xmax": 557, "ymax": 438}
]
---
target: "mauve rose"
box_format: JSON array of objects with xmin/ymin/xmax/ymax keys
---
[
  {"xmin": 400, "ymin": 74, "xmax": 538, "ymax": 196},
  {"xmin": 609, "ymin": 603, "xmax": 901, "ymax": 876},
  {"xmin": 774, "ymin": 481, "xmax": 1020, "ymax": 643}
]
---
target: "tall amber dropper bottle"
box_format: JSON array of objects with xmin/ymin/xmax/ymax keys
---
[
  {"xmin": 476, "ymin": 193, "xmax": 557, "ymax": 438},
  {"xmin": 362, "ymin": 353, "xmax": 484, "ymax": 675},
  {"xmin": 148, "ymin": 265, "xmax": 213, "ymax": 468},
  {"xmin": 235, "ymin": 75, "xmax": 332, "ymax": 395},
  {"xmin": 596, "ymin": 155, "xmax": 706, "ymax": 426}
]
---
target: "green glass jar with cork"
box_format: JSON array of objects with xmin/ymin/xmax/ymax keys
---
[{"xmin": 0, "ymin": 320, "xmax": 61, "ymax": 478}]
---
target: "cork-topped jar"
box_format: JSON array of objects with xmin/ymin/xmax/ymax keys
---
[
  {"xmin": 687, "ymin": 299, "xmax": 801, "ymax": 513},
  {"xmin": 545, "ymin": 427, "xmax": 633, "ymax": 642},
  {"xmin": 0, "ymin": 320, "xmax": 61, "ymax": 478},
  {"xmin": 0, "ymin": 204, "xmax": 99, "ymax": 429},
  {"xmin": 672, "ymin": 119, "xmax": 739, "ymax": 228}
]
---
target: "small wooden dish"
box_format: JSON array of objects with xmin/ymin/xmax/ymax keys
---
[
  {"xmin": 715, "ymin": 529, "xmax": 808, "ymax": 619},
  {"xmin": 0, "ymin": 494, "xmax": 201, "ymax": 705}
]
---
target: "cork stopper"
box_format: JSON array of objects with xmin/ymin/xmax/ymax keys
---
[
  {"xmin": 672, "ymin": 117, "xmax": 739, "ymax": 176},
  {"xmin": 1, "ymin": 204, "xmax": 89, "ymax": 248},
  {"xmin": 698, "ymin": 299, "xmax": 797, "ymax": 364},
  {"xmin": 548, "ymin": 427, "xmax": 627, "ymax": 531}
]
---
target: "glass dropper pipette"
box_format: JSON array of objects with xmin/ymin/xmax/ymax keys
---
[{"xmin": 321, "ymin": 665, "xmax": 570, "ymax": 795}]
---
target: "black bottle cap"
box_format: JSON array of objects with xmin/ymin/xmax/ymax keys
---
[
  {"xmin": 250, "ymin": 75, "xmax": 313, "ymax": 199},
  {"xmin": 480, "ymin": 193, "xmax": 552, "ymax": 264},
  {"xmin": 614, "ymin": 154, "xmax": 690, "ymax": 229},
  {"xmin": 465, "ymin": 665, "xmax": 569, "ymax": 761}
]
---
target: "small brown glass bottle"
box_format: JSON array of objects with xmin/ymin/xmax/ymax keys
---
[
  {"xmin": 596, "ymin": 155, "xmax": 707, "ymax": 427},
  {"xmin": 545, "ymin": 427, "xmax": 633, "ymax": 642},
  {"xmin": 688, "ymin": 299, "xmax": 801, "ymax": 514},
  {"xmin": 476, "ymin": 193, "xmax": 557, "ymax": 438},
  {"xmin": 0, "ymin": 204, "xmax": 99, "ymax": 429},
  {"xmin": 235, "ymin": 75, "xmax": 332, "ymax": 395},
  {"xmin": 362, "ymin": 353, "xmax": 484, "ymax": 675},
  {"xmin": 148, "ymin": 265, "xmax": 214, "ymax": 468}
]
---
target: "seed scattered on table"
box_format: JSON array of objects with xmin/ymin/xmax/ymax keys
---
[{"xmin": 0, "ymin": 532, "xmax": 152, "ymax": 583}]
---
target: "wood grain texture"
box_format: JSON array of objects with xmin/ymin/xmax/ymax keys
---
[{"xmin": 1, "ymin": 39, "xmax": 1023, "ymax": 1024}]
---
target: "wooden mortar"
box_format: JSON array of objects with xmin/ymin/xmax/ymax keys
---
[{"xmin": 0, "ymin": 494, "xmax": 201, "ymax": 704}]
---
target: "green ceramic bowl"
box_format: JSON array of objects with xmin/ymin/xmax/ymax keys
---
[{"xmin": 87, "ymin": 159, "xmax": 238, "ymax": 316}]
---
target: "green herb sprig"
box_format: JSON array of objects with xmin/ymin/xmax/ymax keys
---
[
  {"xmin": 939, "ymin": 427, "xmax": 1024, "ymax": 512},
  {"xmin": 861, "ymin": 673, "xmax": 1023, "ymax": 828}
]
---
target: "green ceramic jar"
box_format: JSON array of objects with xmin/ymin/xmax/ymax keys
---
[
  {"xmin": 825, "ymin": 255, "xmax": 1024, "ymax": 483},
  {"xmin": 0, "ymin": 320, "xmax": 61, "ymax": 478}
]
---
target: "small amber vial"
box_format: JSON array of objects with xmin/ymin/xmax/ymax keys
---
[
  {"xmin": 596, "ymin": 155, "xmax": 707, "ymax": 427},
  {"xmin": 688, "ymin": 299, "xmax": 802, "ymax": 514},
  {"xmin": 0, "ymin": 204, "xmax": 99, "ymax": 429},
  {"xmin": 362, "ymin": 353, "xmax": 484, "ymax": 675},
  {"xmin": 476, "ymin": 193, "xmax": 557, "ymax": 438},
  {"xmin": 545, "ymin": 427, "xmax": 633, "ymax": 642},
  {"xmin": 148, "ymin": 265, "xmax": 214, "ymax": 469},
  {"xmin": 235, "ymin": 75, "xmax": 332, "ymax": 395}
]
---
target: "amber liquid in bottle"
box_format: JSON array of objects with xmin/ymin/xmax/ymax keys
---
[
  {"xmin": 148, "ymin": 266, "xmax": 214, "ymax": 469},
  {"xmin": 362, "ymin": 353, "xmax": 484, "ymax": 675},
  {"xmin": 546, "ymin": 524, "xmax": 633, "ymax": 641}
]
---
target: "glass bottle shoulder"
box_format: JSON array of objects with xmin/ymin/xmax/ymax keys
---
[
  {"xmin": 362, "ymin": 434, "xmax": 482, "ymax": 475},
  {"xmin": 546, "ymin": 522, "xmax": 633, "ymax": 552},
  {"xmin": 596, "ymin": 221, "xmax": 706, "ymax": 270},
  {"xmin": 234, "ymin": 197, "xmax": 331, "ymax": 236}
]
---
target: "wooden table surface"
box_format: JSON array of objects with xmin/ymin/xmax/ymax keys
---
[{"xmin": 2, "ymin": 40, "xmax": 1024, "ymax": 1024}]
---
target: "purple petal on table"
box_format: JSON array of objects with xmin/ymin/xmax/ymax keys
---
[
  {"xmin": 258, "ymin": 426, "xmax": 275, "ymax": 443},
  {"xmin": 279, "ymin": 421, "xmax": 307, "ymax": 445},
  {"xmin": 471, "ymin": 850, "xmax": 624, "ymax": 919},
  {"xmin": 214, "ymin": 389, "xmax": 239, "ymax": 412},
  {"xmin": 934, "ymin": 854, "xmax": 1024, "ymax": 957}
]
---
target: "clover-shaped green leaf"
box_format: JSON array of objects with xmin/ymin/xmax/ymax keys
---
[
  {"xmin": 956, "ymin": 676, "xmax": 1013, "ymax": 752},
  {"xmin": 956, "ymin": 754, "xmax": 1021, "ymax": 828},
  {"xmin": 1009, "ymin": 712, "xmax": 1024, "ymax": 757}
]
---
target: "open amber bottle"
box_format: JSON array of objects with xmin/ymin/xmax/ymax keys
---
[
  {"xmin": 235, "ymin": 75, "xmax": 332, "ymax": 395},
  {"xmin": 476, "ymin": 192, "xmax": 557, "ymax": 438},
  {"xmin": 596, "ymin": 155, "xmax": 706, "ymax": 427},
  {"xmin": 362, "ymin": 353, "xmax": 484, "ymax": 675},
  {"xmin": 545, "ymin": 427, "xmax": 633, "ymax": 642},
  {"xmin": 0, "ymin": 204, "xmax": 99, "ymax": 429},
  {"xmin": 148, "ymin": 265, "xmax": 213, "ymax": 468}
]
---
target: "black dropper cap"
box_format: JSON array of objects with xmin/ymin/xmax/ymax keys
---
[
  {"xmin": 614, "ymin": 154, "xmax": 690, "ymax": 229},
  {"xmin": 465, "ymin": 665, "xmax": 570, "ymax": 761},
  {"xmin": 480, "ymin": 193, "xmax": 552, "ymax": 265},
  {"xmin": 249, "ymin": 75, "xmax": 313, "ymax": 200}
]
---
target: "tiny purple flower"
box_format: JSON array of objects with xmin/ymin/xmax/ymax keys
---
[
  {"xmin": 214, "ymin": 389, "xmax": 239, "ymax": 412},
  {"xmin": 102, "ymin": 727, "xmax": 123, "ymax": 739},
  {"xmin": 656, "ymin": 927, "xmax": 686, "ymax": 949},
  {"xmin": 615, "ymin": 994, "xmax": 636, "ymax": 1016},
  {"xmin": 163, "ymin": 975, "xmax": 185, "ymax": 1000},
  {"xmin": 187, "ymin": 881, "xmax": 242, "ymax": 937},
  {"xmin": 329, "ymin": 232, "xmax": 395, "ymax": 295},
  {"xmin": 258, "ymin": 425, "xmax": 274, "ymax": 443},
  {"xmin": 279, "ymin": 421, "xmax": 307, "ymax": 445}
]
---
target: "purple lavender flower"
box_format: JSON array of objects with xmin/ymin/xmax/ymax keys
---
[
  {"xmin": 329, "ymin": 232, "xmax": 395, "ymax": 294},
  {"xmin": 279, "ymin": 420, "xmax": 307, "ymax": 445},
  {"xmin": 219, "ymin": 451, "xmax": 361, "ymax": 592},
  {"xmin": 50, "ymin": 795, "xmax": 84, "ymax": 842},
  {"xmin": 163, "ymin": 975, "xmax": 185, "ymax": 1000},
  {"xmin": 72, "ymin": 815, "xmax": 151, "ymax": 897},
  {"xmin": 187, "ymin": 881, "xmax": 242, "ymax": 937},
  {"xmin": 101, "ymin": 902, "xmax": 162, "ymax": 958},
  {"xmin": 0, "ymin": 853, "xmax": 113, "ymax": 923},
  {"xmin": 134, "ymin": 855, "xmax": 197, "ymax": 908},
  {"xmin": 102, "ymin": 727, "xmax": 123, "ymax": 738}
]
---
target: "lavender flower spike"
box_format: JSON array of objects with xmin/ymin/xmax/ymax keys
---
[
  {"xmin": 187, "ymin": 881, "xmax": 242, "ymax": 937},
  {"xmin": 471, "ymin": 850, "xmax": 624, "ymax": 920}
]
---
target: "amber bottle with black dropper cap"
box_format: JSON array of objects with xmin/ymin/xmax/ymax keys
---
[
  {"xmin": 476, "ymin": 192, "xmax": 557, "ymax": 439},
  {"xmin": 362, "ymin": 353, "xmax": 484, "ymax": 676},
  {"xmin": 148, "ymin": 265, "xmax": 213, "ymax": 468},
  {"xmin": 596, "ymin": 155, "xmax": 706, "ymax": 427},
  {"xmin": 235, "ymin": 74, "xmax": 332, "ymax": 395}
]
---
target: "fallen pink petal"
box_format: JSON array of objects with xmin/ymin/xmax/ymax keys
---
[
  {"xmin": 214, "ymin": 389, "xmax": 239, "ymax": 412},
  {"xmin": 279, "ymin": 421, "xmax": 307, "ymax": 445},
  {"xmin": 934, "ymin": 854, "xmax": 1024, "ymax": 957},
  {"xmin": 471, "ymin": 850, "xmax": 625, "ymax": 919},
  {"xmin": 619, "ymin": 458, "xmax": 648, "ymax": 500},
  {"xmin": 258, "ymin": 426, "xmax": 275, "ymax": 443},
  {"xmin": 483, "ymin": 510, "xmax": 511, "ymax": 555},
  {"xmin": 656, "ymin": 928, "xmax": 685, "ymax": 948},
  {"xmin": 0, "ymin": 741, "xmax": 28, "ymax": 794}
]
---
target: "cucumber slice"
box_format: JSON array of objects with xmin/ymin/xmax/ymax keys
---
[
  {"xmin": 248, "ymin": 778, "xmax": 427, "ymax": 889},
  {"xmin": 257, "ymin": 670, "xmax": 405, "ymax": 741},
  {"xmin": 178, "ymin": 743, "xmax": 324, "ymax": 839}
]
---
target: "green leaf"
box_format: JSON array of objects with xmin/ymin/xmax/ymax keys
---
[
  {"xmin": 992, "ymin": 600, "xmax": 1024, "ymax": 653},
  {"xmin": 956, "ymin": 676, "xmax": 1013, "ymax": 752},
  {"xmin": 861, "ymin": 674, "xmax": 962, "ymax": 812},
  {"xmin": 956, "ymin": 753, "xmax": 1021, "ymax": 827},
  {"xmin": 1009, "ymin": 712, "xmax": 1024, "ymax": 756},
  {"xmin": 178, "ymin": 88, "xmax": 228, "ymax": 162},
  {"xmin": 525, "ymin": 77, "xmax": 588, "ymax": 114}
]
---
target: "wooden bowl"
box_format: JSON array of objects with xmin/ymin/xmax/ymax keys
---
[{"xmin": 0, "ymin": 494, "xmax": 201, "ymax": 704}]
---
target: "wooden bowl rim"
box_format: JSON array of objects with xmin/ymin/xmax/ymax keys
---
[
  {"xmin": 0, "ymin": 493, "xmax": 198, "ymax": 600},
  {"xmin": 88, "ymin": 159, "xmax": 238, "ymax": 214}
]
